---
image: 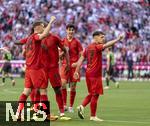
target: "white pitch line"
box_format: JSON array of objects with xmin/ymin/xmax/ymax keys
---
[
  {"xmin": 105, "ymin": 119, "xmax": 150, "ymax": 124},
  {"xmin": 3, "ymin": 89, "xmax": 18, "ymax": 94}
]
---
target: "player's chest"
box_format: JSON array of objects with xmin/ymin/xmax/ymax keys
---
[
  {"xmin": 26, "ymin": 39, "xmax": 40, "ymax": 51},
  {"xmin": 43, "ymin": 39, "xmax": 57, "ymax": 49},
  {"xmin": 64, "ymin": 41, "xmax": 78, "ymax": 51},
  {"xmin": 86, "ymin": 48, "xmax": 100, "ymax": 58}
]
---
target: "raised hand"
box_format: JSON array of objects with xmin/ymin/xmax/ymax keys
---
[
  {"xmin": 50, "ymin": 16, "xmax": 56, "ymax": 24},
  {"xmin": 118, "ymin": 33, "xmax": 125, "ymax": 41}
]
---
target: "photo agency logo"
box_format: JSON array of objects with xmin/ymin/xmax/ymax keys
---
[{"xmin": 0, "ymin": 101, "xmax": 50, "ymax": 126}]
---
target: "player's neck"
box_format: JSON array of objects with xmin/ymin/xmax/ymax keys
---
[
  {"xmin": 67, "ymin": 36, "xmax": 73, "ymax": 42},
  {"xmin": 93, "ymin": 41, "xmax": 98, "ymax": 44},
  {"xmin": 34, "ymin": 30, "xmax": 42, "ymax": 34},
  {"xmin": 34, "ymin": 31, "xmax": 38, "ymax": 34}
]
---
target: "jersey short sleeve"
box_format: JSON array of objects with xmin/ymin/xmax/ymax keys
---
[
  {"xmin": 57, "ymin": 36, "xmax": 64, "ymax": 50},
  {"xmin": 96, "ymin": 44, "xmax": 103, "ymax": 51},
  {"xmin": 20, "ymin": 37, "xmax": 28, "ymax": 44},
  {"xmin": 83, "ymin": 48, "xmax": 87, "ymax": 58},
  {"xmin": 77, "ymin": 40, "xmax": 83, "ymax": 52},
  {"xmin": 33, "ymin": 34, "xmax": 40, "ymax": 41}
]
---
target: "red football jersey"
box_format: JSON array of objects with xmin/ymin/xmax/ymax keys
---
[
  {"xmin": 62, "ymin": 38, "xmax": 83, "ymax": 64},
  {"xmin": 20, "ymin": 34, "xmax": 43, "ymax": 69},
  {"xmin": 41, "ymin": 34, "xmax": 64, "ymax": 69},
  {"xmin": 20, "ymin": 37, "xmax": 28, "ymax": 44},
  {"xmin": 83, "ymin": 43, "xmax": 104, "ymax": 77}
]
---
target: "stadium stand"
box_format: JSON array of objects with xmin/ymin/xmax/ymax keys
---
[{"xmin": 0, "ymin": 0, "xmax": 149, "ymax": 78}]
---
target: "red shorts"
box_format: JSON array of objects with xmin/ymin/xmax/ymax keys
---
[
  {"xmin": 86, "ymin": 75, "xmax": 103, "ymax": 95},
  {"xmin": 48, "ymin": 67, "xmax": 62, "ymax": 88},
  {"xmin": 25, "ymin": 68, "xmax": 48, "ymax": 89},
  {"xmin": 60, "ymin": 64, "xmax": 80, "ymax": 83}
]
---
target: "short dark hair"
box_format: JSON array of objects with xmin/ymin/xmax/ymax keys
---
[
  {"xmin": 66, "ymin": 23, "xmax": 76, "ymax": 30},
  {"xmin": 92, "ymin": 31, "xmax": 105, "ymax": 37},
  {"xmin": 43, "ymin": 21, "xmax": 48, "ymax": 27},
  {"xmin": 30, "ymin": 20, "xmax": 45, "ymax": 34},
  {"xmin": 32, "ymin": 20, "xmax": 45, "ymax": 29}
]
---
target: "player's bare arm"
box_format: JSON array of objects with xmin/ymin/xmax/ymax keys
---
[
  {"xmin": 79, "ymin": 51, "xmax": 83, "ymax": 57},
  {"xmin": 71, "ymin": 51, "xmax": 83, "ymax": 68},
  {"xmin": 103, "ymin": 33, "xmax": 125, "ymax": 49},
  {"xmin": 73, "ymin": 56, "xmax": 85, "ymax": 79},
  {"xmin": 59, "ymin": 51, "xmax": 65, "ymax": 60},
  {"xmin": 14, "ymin": 41, "xmax": 24, "ymax": 45},
  {"xmin": 38, "ymin": 16, "xmax": 56, "ymax": 40}
]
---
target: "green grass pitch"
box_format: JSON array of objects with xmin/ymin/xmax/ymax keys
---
[{"xmin": 0, "ymin": 78, "xmax": 150, "ymax": 126}]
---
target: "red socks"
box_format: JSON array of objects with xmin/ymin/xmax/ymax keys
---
[
  {"xmin": 17, "ymin": 93, "xmax": 27, "ymax": 113},
  {"xmin": 40, "ymin": 95, "xmax": 50, "ymax": 115},
  {"xmin": 70, "ymin": 91, "xmax": 76, "ymax": 107},
  {"xmin": 82, "ymin": 94, "xmax": 92, "ymax": 107},
  {"xmin": 62, "ymin": 88, "xmax": 67, "ymax": 106},
  {"xmin": 19, "ymin": 93, "xmax": 27, "ymax": 101},
  {"xmin": 56, "ymin": 93, "xmax": 64, "ymax": 113},
  {"xmin": 90, "ymin": 95, "xmax": 99, "ymax": 116},
  {"xmin": 62, "ymin": 89, "xmax": 76, "ymax": 108},
  {"xmin": 81, "ymin": 94, "xmax": 100, "ymax": 116}
]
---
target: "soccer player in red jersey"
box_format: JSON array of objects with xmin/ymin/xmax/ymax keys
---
[
  {"xmin": 21, "ymin": 45, "xmax": 58, "ymax": 121},
  {"xmin": 73, "ymin": 31, "xmax": 124, "ymax": 121},
  {"xmin": 60, "ymin": 24, "xmax": 83, "ymax": 112},
  {"xmin": 40, "ymin": 28, "xmax": 71, "ymax": 120},
  {"xmin": 14, "ymin": 16, "xmax": 56, "ymax": 120}
]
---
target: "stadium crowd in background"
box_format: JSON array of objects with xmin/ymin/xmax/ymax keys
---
[{"xmin": 0, "ymin": 0, "xmax": 149, "ymax": 78}]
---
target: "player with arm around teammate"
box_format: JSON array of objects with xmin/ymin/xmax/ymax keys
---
[
  {"xmin": 14, "ymin": 16, "xmax": 56, "ymax": 121},
  {"xmin": 40, "ymin": 23, "xmax": 71, "ymax": 120}
]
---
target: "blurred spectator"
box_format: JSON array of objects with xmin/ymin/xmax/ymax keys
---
[{"xmin": 126, "ymin": 46, "xmax": 134, "ymax": 79}]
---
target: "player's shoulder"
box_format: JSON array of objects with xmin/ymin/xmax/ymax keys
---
[
  {"xmin": 45, "ymin": 33, "xmax": 61, "ymax": 41},
  {"xmin": 87, "ymin": 43, "xmax": 103, "ymax": 50},
  {"xmin": 87, "ymin": 43, "xmax": 95, "ymax": 48},
  {"xmin": 51, "ymin": 33, "xmax": 62, "ymax": 41},
  {"xmin": 73, "ymin": 38, "xmax": 81, "ymax": 43},
  {"xmin": 61, "ymin": 37, "xmax": 67, "ymax": 44},
  {"xmin": 30, "ymin": 33, "xmax": 38, "ymax": 37},
  {"xmin": 50, "ymin": 33, "xmax": 59, "ymax": 38},
  {"xmin": 29, "ymin": 33, "xmax": 39, "ymax": 40}
]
